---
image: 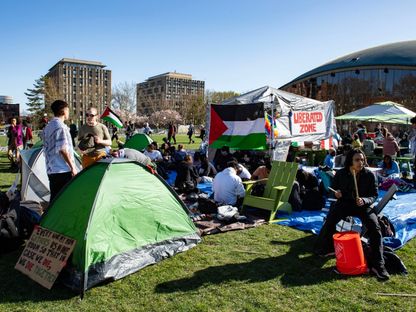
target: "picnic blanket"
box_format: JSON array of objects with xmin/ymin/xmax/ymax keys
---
[{"xmin": 276, "ymin": 190, "xmax": 416, "ymax": 250}]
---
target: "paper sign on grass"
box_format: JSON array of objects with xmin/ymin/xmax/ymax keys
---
[{"xmin": 15, "ymin": 225, "xmax": 76, "ymax": 289}]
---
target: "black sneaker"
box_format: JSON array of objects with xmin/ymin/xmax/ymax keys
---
[
  {"xmin": 315, "ymin": 250, "xmax": 335, "ymax": 258},
  {"xmin": 371, "ymin": 266, "xmax": 390, "ymax": 281}
]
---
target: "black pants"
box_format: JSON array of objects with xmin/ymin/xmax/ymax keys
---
[
  {"xmin": 168, "ymin": 134, "xmax": 176, "ymax": 144},
  {"xmin": 315, "ymin": 201, "xmax": 384, "ymax": 267},
  {"xmin": 48, "ymin": 172, "xmax": 73, "ymax": 203}
]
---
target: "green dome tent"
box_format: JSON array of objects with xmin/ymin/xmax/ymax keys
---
[
  {"xmin": 124, "ymin": 133, "xmax": 153, "ymax": 151},
  {"xmin": 40, "ymin": 159, "xmax": 200, "ymax": 293}
]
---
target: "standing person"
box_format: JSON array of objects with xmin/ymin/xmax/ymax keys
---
[
  {"xmin": 42, "ymin": 100, "xmax": 78, "ymax": 202},
  {"xmin": 168, "ymin": 122, "xmax": 177, "ymax": 144},
  {"xmin": 408, "ymin": 117, "xmax": 416, "ymax": 184},
  {"xmin": 22, "ymin": 120, "xmax": 33, "ymax": 149},
  {"xmin": 69, "ymin": 119, "xmax": 78, "ymax": 147},
  {"xmin": 374, "ymin": 123, "xmax": 382, "ymax": 136},
  {"xmin": 111, "ymin": 125, "xmax": 119, "ymax": 143},
  {"xmin": 78, "ymin": 107, "xmax": 112, "ymax": 168},
  {"xmin": 187, "ymin": 123, "xmax": 195, "ymax": 144},
  {"xmin": 40, "ymin": 113, "xmax": 49, "ymax": 130},
  {"xmin": 314, "ymin": 148, "xmax": 389, "ymax": 280},
  {"xmin": 199, "ymin": 126, "xmax": 206, "ymax": 141},
  {"xmin": 382, "ymin": 127, "xmax": 400, "ymax": 157},
  {"xmin": 7, "ymin": 117, "xmax": 24, "ymax": 168},
  {"xmin": 125, "ymin": 121, "xmax": 133, "ymax": 141},
  {"xmin": 399, "ymin": 134, "xmax": 409, "ymax": 156}
]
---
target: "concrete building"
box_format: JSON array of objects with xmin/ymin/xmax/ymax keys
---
[
  {"xmin": 45, "ymin": 58, "xmax": 111, "ymax": 123},
  {"xmin": 0, "ymin": 96, "xmax": 19, "ymax": 124},
  {"xmin": 281, "ymin": 41, "xmax": 416, "ymax": 116},
  {"xmin": 136, "ymin": 72, "xmax": 205, "ymax": 116}
]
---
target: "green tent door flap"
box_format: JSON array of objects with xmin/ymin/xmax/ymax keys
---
[{"xmin": 40, "ymin": 158, "xmax": 200, "ymax": 292}]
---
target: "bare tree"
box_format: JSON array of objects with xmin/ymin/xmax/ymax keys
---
[{"xmin": 112, "ymin": 81, "xmax": 137, "ymax": 113}]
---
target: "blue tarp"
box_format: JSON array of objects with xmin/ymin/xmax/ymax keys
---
[
  {"xmin": 167, "ymin": 171, "xmax": 214, "ymax": 196},
  {"xmin": 167, "ymin": 170, "xmax": 416, "ymax": 249},
  {"xmin": 276, "ymin": 190, "xmax": 416, "ymax": 250}
]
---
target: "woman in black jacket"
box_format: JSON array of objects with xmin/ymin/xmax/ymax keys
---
[{"xmin": 314, "ymin": 148, "xmax": 389, "ymax": 280}]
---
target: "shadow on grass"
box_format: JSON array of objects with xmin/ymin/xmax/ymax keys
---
[
  {"xmin": 0, "ymin": 247, "xmax": 75, "ymax": 304},
  {"xmin": 156, "ymin": 235, "xmax": 341, "ymax": 293}
]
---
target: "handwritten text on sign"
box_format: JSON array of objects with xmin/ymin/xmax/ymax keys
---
[
  {"xmin": 291, "ymin": 110, "xmax": 326, "ymax": 135},
  {"xmin": 15, "ymin": 226, "xmax": 76, "ymax": 289}
]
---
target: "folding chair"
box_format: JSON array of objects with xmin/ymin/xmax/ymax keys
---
[{"xmin": 336, "ymin": 184, "xmax": 398, "ymax": 234}]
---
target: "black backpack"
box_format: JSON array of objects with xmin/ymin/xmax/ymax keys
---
[
  {"xmin": 0, "ymin": 191, "xmax": 10, "ymax": 215},
  {"xmin": 0, "ymin": 198, "xmax": 20, "ymax": 241}
]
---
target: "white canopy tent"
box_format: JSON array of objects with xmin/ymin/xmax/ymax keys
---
[
  {"xmin": 335, "ymin": 101, "xmax": 416, "ymax": 125},
  {"xmin": 219, "ymin": 86, "xmax": 337, "ymax": 142}
]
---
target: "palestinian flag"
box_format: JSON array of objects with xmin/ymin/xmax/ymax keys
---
[
  {"xmin": 209, "ymin": 103, "xmax": 266, "ymax": 150},
  {"xmin": 100, "ymin": 107, "xmax": 123, "ymax": 128}
]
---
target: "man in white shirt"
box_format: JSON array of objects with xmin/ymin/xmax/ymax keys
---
[
  {"xmin": 237, "ymin": 163, "xmax": 251, "ymax": 181},
  {"xmin": 43, "ymin": 100, "xmax": 78, "ymax": 202},
  {"xmin": 213, "ymin": 161, "xmax": 246, "ymax": 206}
]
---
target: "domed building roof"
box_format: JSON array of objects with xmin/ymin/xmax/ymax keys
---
[{"xmin": 284, "ymin": 40, "xmax": 416, "ymax": 85}]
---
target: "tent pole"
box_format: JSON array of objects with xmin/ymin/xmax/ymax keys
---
[{"xmin": 270, "ymin": 94, "xmax": 275, "ymax": 157}]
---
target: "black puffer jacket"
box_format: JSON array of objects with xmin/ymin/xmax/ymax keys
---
[{"xmin": 332, "ymin": 167, "xmax": 378, "ymax": 206}]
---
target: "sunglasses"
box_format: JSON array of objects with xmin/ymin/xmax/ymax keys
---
[{"xmin": 86, "ymin": 113, "xmax": 96, "ymax": 118}]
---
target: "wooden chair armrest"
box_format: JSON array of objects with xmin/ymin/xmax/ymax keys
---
[
  {"xmin": 243, "ymin": 178, "xmax": 269, "ymax": 185},
  {"xmin": 244, "ymin": 178, "xmax": 269, "ymax": 195}
]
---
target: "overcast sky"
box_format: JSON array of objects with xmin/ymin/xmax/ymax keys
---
[{"xmin": 1, "ymin": 0, "xmax": 416, "ymax": 111}]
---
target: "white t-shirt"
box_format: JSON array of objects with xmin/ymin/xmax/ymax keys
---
[
  {"xmin": 237, "ymin": 164, "xmax": 251, "ymax": 180},
  {"xmin": 144, "ymin": 150, "xmax": 163, "ymax": 161},
  {"xmin": 213, "ymin": 167, "xmax": 245, "ymax": 205}
]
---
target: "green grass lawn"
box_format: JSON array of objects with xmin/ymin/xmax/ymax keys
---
[
  {"xmin": 130, "ymin": 133, "xmax": 203, "ymax": 151},
  {"xmin": 0, "ymin": 138, "xmax": 415, "ymax": 311}
]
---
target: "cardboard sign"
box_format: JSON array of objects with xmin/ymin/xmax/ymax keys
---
[
  {"xmin": 291, "ymin": 110, "xmax": 326, "ymax": 136},
  {"xmin": 272, "ymin": 140, "xmax": 291, "ymax": 161},
  {"xmin": 15, "ymin": 225, "xmax": 76, "ymax": 289}
]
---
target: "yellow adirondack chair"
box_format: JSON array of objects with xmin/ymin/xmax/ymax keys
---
[{"xmin": 242, "ymin": 161, "xmax": 298, "ymax": 222}]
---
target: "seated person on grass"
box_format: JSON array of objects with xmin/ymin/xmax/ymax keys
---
[
  {"xmin": 213, "ymin": 160, "xmax": 245, "ymax": 207},
  {"xmin": 175, "ymin": 155, "xmax": 200, "ymax": 194},
  {"xmin": 144, "ymin": 144, "xmax": 163, "ymax": 163},
  {"xmin": 379, "ymin": 155, "xmax": 400, "ymax": 179}
]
